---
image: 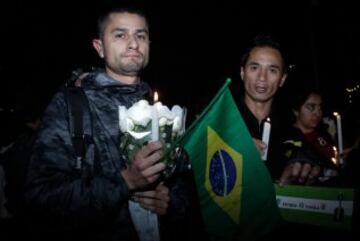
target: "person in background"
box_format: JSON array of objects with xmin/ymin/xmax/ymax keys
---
[
  {"xmin": 280, "ymin": 88, "xmax": 339, "ymax": 185},
  {"xmin": 236, "ymin": 34, "xmax": 322, "ymax": 185},
  {"xmin": 23, "ymin": 5, "xmax": 202, "ymax": 241},
  {"xmin": 0, "ymin": 105, "xmax": 42, "ymax": 241}
]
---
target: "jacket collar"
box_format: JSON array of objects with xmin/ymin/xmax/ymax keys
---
[{"xmin": 83, "ymin": 69, "xmax": 150, "ymax": 94}]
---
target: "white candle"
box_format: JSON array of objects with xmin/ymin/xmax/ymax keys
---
[
  {"xmin": 333, "ymin": 112, "xmax": 343, "ymax": 165},
  {"xmin": 261, "ymin": 118, "xmax": 271, "ymax": 160},
  {"xmin": 151, "ymin": 91, "xmax": 159, "ymax": 141}
]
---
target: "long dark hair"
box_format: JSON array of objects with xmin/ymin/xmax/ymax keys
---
[{"xmin": 291, "ymin": 87, "xmax": 322, "ymax": 112}]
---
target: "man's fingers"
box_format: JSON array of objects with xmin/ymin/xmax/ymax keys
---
[
  {"xmin": 280, "ymin": 162, "xmax": 302, "ymax": 186},
  {"xmin": 291, "ymin": 162, "xmax": 302, "ymax": 177},
  {"xmin": 138, "ymin": 202, "xmax": 167, "ymax": 215},
  {"xmin": 135, "ymin": 184, "xmax": 169, "ymax": 200},
  {"xmin": 134, "ymin": 190, "xmax": 156, "ymax": 198},
  {"xmin": 279, "ymin": 165, "xmax": 293, "ymax": 186},
  {"xmin": 135, "ymin": 150, "xmax": 163, "ymax": 170},
  {"xmin": 138, "ymin": 141, "xmax": 162, "ymax": 158},
  {"xmin": 145, "ymin": 174, "xmax": 161, "ymax": 184},
  {"xmin": 156, "ymin": 184, "xmax": 169, "ymax": 194},
  {"xmin": 306, "ymin": 165, "xmax": 321, "ymax": 185},
  {"xmin": 141, "ymin": 162, "xmax": 166, "ymax": 178},
  {"xmin": 253, "ymin": 138, "xmax": 266, "ymax": 154},
  {"xmin": 280, "ymin": 162, "xmax": 323, "ymax": 186},
  {"xmin": 134, "ymin": 187, "xmax": 169, "ymax": 216},
  {"xmin": 298, "ymin": 163, "xmax": 312, "ymax": 183},
  {"xmin": 132, "ymin": 141, "xmax": 163, "ymax": 169}
]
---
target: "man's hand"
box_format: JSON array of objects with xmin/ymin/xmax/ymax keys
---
[
  {"xmin": 133, "ymin": 183, "xmax": 170, "ymax": 215},
  {"xmin": 253, "ymin": 138, "xmax": 267, "ymax": 155},
  {"xmin": 121, "ymin": 141, "xmax": 165, "ymax": 190},
  {"xmin": 279, "ymin": 162, "xmax": 321, "ymax": 186}
]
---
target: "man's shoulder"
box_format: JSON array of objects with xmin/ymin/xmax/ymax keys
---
[{"xmin": 63, "ymin": 68, "xmax": 103, "ymax": 89}]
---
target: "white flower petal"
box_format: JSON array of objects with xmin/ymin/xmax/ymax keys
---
[
  {"xmin": 137, "ymin": 99, "xmax": 149, "ymax": 107},
  {"xmin": 171, "ymin": 105, "xmax": 183, "ymax": 119},
  {"xmin": 125, "ymin": 118, "xmax": 134, "ymax": 132},
  {"xmin": 156, "ymin": 103, "xmax": 173, "ymax": 119},
  {"xmin": 127, "ymin": 100, "xmax": 152, "ymax": 126},
  {"xmin": 159, "ymin": 117, "xmax": 167, "ymax": 126},
  {"xmin": 128, "ymin": 130, "xmax": 151, "ymax": 139},
  {"xmin": 119, "ymin": 105, "xmax": 129, "ymax": 132},
  {"xmin": 172, "ymin": 116, "xmax": 182, "ymax": 133}
]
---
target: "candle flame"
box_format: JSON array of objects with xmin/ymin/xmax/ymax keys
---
[
  {"xmin": 333, "ymin": 112, "xmax": 339, "ymax": 117},
  {"xmin": 153, "ymin": 91, "xmax": 159, "ymax": 103},
  {"xmin": 266, "ymin": 117, "xmax": 271, "ymax": 122},
  {"xmin": 331, "ymin": 157, "xmax": 337, "ymax": 165}
]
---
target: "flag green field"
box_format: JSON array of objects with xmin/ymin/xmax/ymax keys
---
[{"xmin": 180, "ymin": 79, "xmax": 280, "ymax": 240}]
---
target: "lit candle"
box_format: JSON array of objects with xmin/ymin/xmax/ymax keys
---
[
  {"xmin": 333, "ymin": 112, "xmax": 343, "ymax": 165},
  {"xmin": 332, "ymin": 146, "xmax": 338, "ymax": 166},
  {"xmin": 151, "ymin": 91, "xmax": 159, "ymax": 141},
  {"xmin": 261, "ymin": 118, "xmax": 271, "ymax": 160}
]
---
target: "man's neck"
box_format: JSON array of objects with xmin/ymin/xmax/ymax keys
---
[
  {"xmin": 106, "ymin": 68, "xmax": 140, "ymax": 85},
  {"xmin": 245, "ymin": 96, "xmax": 272, "ymax": 123}
]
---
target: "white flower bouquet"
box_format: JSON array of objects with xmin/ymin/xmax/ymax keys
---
[{"xmin": 118, "ymin": 99, "xmax": 186, "ymax": 178}]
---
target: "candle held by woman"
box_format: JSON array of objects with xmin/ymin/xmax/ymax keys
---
[{"xmin": 333, "ymin": 112, "xmax": 343, "ymax": 165}]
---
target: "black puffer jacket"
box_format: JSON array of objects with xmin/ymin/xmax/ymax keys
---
[{"xmin": 23, "ymin": 70, "xmax": 199, "ymax": 241}]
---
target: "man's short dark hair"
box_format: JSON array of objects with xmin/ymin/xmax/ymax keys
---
[
  {"xmin": 241, "ymin": 34, "xmax": 288, "ymax": 74},
  {"xmin": 96, "ymin": 6, "xmax": 149, "ymax": 39}
]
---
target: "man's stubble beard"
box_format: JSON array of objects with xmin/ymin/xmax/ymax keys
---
[{"xmin": 116, "ymin": 58, "xmax": 147, "ymax": 77}]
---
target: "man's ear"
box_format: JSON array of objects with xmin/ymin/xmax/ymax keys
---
[
  {"xmin": 92, "ymin": 39, "xmax": 104, "ymax": 58},
  {"xmin": 240, "ymin": 67, "xmax": 244, "ymax": 81},
  {"xmin": 280, "ymin": 73, "xmax": 287, "ymax": 87}
]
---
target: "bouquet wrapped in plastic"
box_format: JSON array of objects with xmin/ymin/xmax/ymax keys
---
[{"xmin": 118, "ymin": 99, "xmax": 186, "ymax": 178}]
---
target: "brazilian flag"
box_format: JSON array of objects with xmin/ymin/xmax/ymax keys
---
[{"xmin": 180, "ymin": 79, "xmax": 280, "ymax": 240}]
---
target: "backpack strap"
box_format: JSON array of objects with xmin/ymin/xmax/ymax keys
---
[{"xmin": 64, "ymin": 69, "xmax": 93, "ymax": 170}]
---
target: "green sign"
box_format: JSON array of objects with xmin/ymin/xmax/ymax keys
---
[{"xmin": 275, "ymin": 184, "xmax": 354, "ymax": 230}]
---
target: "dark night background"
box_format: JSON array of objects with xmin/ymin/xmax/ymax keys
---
[
  {"xmin": 1, "ymin": 0, "xmax": 359, "ymax": 143},
  {"xmin": 0, "ymin": 1, "xmax": 359, "ymax": 239}
]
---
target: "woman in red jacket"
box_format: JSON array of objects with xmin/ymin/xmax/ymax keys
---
[{"xmin": 281, "ymin": 88, "xmax": 339, "ymax": 185}]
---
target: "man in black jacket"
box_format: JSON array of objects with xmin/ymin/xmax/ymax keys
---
[
  {"xmin": 236, "ymin": 34, "xmax": 321, "ymax": 186},
  {"xmin": 24, "ymin": 6, "xmax": 202, "ymax": 241}
]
